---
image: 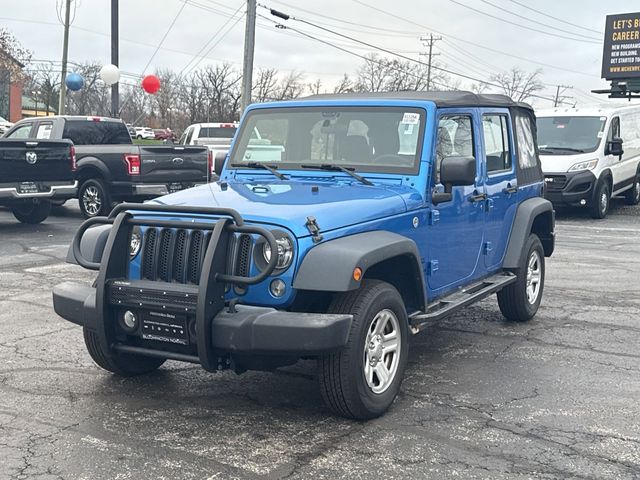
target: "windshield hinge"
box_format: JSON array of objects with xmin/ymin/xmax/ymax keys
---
[{"xmin": 305, "ymin": 216, "xmax": 323, "ymax": 243}]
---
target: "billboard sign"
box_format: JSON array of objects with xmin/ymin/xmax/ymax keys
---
[{"xmin": 601, "ymin": 12, "xmax": 640, "ymax": 79}]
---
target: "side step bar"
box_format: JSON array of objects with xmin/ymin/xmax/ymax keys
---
[{"xmin": 409, "ymin": 272, "xmax": 517, "ymax": 333}]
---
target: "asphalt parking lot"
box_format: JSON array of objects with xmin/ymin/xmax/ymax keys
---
[{"xmin": 1, "ymin": 199, "xmax": 639, "ymax": 480}]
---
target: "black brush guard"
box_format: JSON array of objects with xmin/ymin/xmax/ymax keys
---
[{"xmin": 71, "ymin": 203, "xmax": 280, "ymax": 371}]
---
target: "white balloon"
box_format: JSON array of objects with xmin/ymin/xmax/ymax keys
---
[{"xmin": 100, "ymin": 64, "xmax": 120, "ymax": 86}]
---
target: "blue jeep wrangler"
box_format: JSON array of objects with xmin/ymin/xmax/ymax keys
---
[{"xmin": 53, "ymin": 92, "xmax": 555, "ymax": 419}]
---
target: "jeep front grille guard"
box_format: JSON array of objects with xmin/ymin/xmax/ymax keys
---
[{"xmin": 70, "ymin": 202, "xmax": 279, "ymax": 371}]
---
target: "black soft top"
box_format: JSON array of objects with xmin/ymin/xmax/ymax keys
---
[{"xmin": 303, "ymin": 91, "xmax": 533, "ymax": 111}]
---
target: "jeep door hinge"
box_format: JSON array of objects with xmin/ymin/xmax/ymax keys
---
[
  {"xmin": 428, "ymin": 259, "xmax": 439, "ymax": 274},
  {"xmin": 485, "ymin": 198, "xmax": 494, "ymax": 212},
  {"xmin": 429, "ymin": 210, "xmax": 440, "ymax": 225},
  {"xmin": 483, "ymin": 241, "xmax": 493, "ymax": 255},
  {"xmin": 305, "ymin": 216, "xmax": 323, "ymax": 243}
]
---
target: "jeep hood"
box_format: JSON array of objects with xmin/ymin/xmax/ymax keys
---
[{"xmin": 151, "ymin": 179, "xmax": 421, "ymax": 238}]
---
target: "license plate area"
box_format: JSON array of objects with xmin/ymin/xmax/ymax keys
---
[
  {"xmin": 168, "ymin": 182, "xmax": 184, "ymax": 193},
  {"xmin": 141, "ymin": 311, "xmax": 188, "ymax": 345},
  {"xmin": 18, "ymin": 182, "xmax": 43, "ymax": 194}
]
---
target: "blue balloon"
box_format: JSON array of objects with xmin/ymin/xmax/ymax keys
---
[{"xmin": 65, "ymin": 72, "xmax": 84, "ymax": 91}]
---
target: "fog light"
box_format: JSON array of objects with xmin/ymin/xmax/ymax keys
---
[
  {"xmin": 269, "ymin": 279, "xmax": 286, "ymax": 297},
  {"xmin": 121, "ymin": 310, "xmax": 138, "ymax": 332},
  {"xmin": 580, "ymin": 199, "xmax": 587, "ymax": 206}
]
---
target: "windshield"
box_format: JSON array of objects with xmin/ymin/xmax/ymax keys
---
[
  {"xmin": 229, "ymin": 107, "xmax": 425, "ymax": 174},
  {"xmin": 537, "ymin": 116, "xmax": 605, "ymax": 154}
]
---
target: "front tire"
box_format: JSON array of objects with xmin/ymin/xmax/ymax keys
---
[
  {"xmin": 12, "ymin": 200, "xmax": 52, "ymax": 224},
  {"xmin": 625, "ymin": 175, "xmax": 640, "ymax": 205},
  {"xmin": 497, "ymin": 234, "xmax": 545, "ymax": 322},
  {"xmin": 591, "ymin": 181, "xmax": 610, "ymax": 219},
  {"xmin": 78, "ymin": 178, "xmax": 111, "ymax": 218},
  {"xmin": 319, "ymin": 280, "xmax": 409, "ymax": 420},
  {"xmin": 83, "ymin": 328, "xmax": 165, "ymax": 376}
]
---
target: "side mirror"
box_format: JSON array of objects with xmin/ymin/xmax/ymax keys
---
[
  {"xmin": 607, "ymin": 137, "xmax": 624, "ymax": 157},
  {"xmin": 433, "ymin": 156, "xmax": 477, "ymax": 204},
  {"xmin": 214, "ymin": 151, "xmax": 228, "ymax": 176}
]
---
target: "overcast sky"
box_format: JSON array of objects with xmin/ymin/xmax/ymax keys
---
[{"xmin": 3, "ymin": 0, "xmax": 639, "ymax": 107}]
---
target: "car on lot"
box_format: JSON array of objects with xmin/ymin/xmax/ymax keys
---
[
  {"xmin": 0, "ymin": 137, "xmax": 76, "ymax": 223},
  {"xmin": 537, "ymin": 105, "xmax": 640, "ymax": 218},
  {"xmin": 133, "ymin": 127, "xmax": 155, "ymax": 140},
  {"xmin": 3, "ymin": 116, "xmax": 212, "ymax": 218},
  {"xmin": 53, "ymin": 92, "xmax": 555, "ymax": 420},
  {"xmin": 153, "ymin": 128, "xmax": 175, "ymax": 141},
  {"xmin": 0, "ymin": 116, "xmax": 14, "ymax": 136}
]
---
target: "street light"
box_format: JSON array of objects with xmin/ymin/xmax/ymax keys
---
[{"xmin": 31, "ymin": 90, "xmax": 42, "ymax": 117}]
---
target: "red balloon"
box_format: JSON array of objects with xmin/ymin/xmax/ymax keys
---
[{"xmin": 141, "ymin": 75, "xmax": 161, "ymax": 94}]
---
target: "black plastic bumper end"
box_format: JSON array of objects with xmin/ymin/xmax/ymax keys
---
[{"xmin": 52, "ymin": 282, "xmax": 97, "ymax": 328}]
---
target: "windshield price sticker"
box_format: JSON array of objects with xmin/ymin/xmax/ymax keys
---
[{"xmin": 401, "ymin": 112, "xmax": 420, "ymax": 125}]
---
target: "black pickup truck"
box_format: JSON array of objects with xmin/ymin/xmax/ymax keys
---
[
  {"xmin": 0, "ymin": 138, "xmax": 77, "ymax": 223},
  {"xmin": 3, "ymin": 116, "xmax": 211, "ymax": 218}
]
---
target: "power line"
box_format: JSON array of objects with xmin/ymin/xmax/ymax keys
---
[
  {"xmin": 448, "ymin": 0, "xmax": 600, "ymax": 44},
  {"xmin": 506, "ymin": 0, "xmax": 603, "ymax": 35},
  {"xmin": 259, "ymin": 13, "xmax": 564, "ymax": 104},
  {"xmin": 179, "ymin": 1, "xmax": 245, "ymax": 76},
  {"xmin": 349, "ymin": 0, "xmax": 599, "ymax": 78},
  {"xmin": 140, "ymin": 0, "xmax": 188, "ymax": 75},
  {"xmin": 478, "ymin": 0, "xmax": 600, "ymax": 41}
]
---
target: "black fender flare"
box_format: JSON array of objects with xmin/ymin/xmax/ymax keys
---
[
  {"xmin": 594, "ymin": 169, "xmax": 613, "ymax": 196},
  {"xmin": 76, "ymin": 157, "xmax": 112, "ymax": 183},
  {"xmin": 292, "ymin": 231, "xmax": 427, "ymax": 309},
  {"xmin": 503, "ymin": 197, "xmax": 555, "ymax": 270}
]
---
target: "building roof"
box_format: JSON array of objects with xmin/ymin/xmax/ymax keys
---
[
  {"xmin": 303, "ymin": 91, "xmax": 532, "ymax": 110},
  {"xmin": 22, "ymin": 96, "xmax": 57, "ymax": 113}
]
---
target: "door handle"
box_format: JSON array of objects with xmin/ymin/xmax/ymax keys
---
[
  {"xmin": 502, "ymin": 184, "xmax": 518, "ymax": 194},
  {"xmin": 469, "ymin": 191, "xmax": 488, "ymax": 203}
]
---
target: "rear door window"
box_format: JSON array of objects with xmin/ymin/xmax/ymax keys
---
[
  {"xmin": 482, "ymin": 114, "xmax": 511, "ymax": 173},
  {"xmin": 62, "ymin": 120, "xmax": 132, "ymax": 145},
  {"xmin": 36, "ymin": 122, "xmax": 53, "ymax": 139}
]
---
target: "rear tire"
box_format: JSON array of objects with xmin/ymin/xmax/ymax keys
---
[
  {"xmin": 590, "ymin": 181, "xmax": 610, "ymax": 219},
  {"xmin": 12, "ymin": 200, "xmax": 52, "ymax": 224},
  {"xmin": 319, "ymin": 280, "xmax": 409, "ymax": 420},
  {"xmin": 83, "ymin": 328, "xmax": 165, "ymax": 376},
  {"xmin": 625, "ymin": 175, "xmax": 640, "ymax": 205},
  {"xmin": 78, "ymin": 178, "xmax": 111, "ymax": 218},
  {"xmin": 498, "ymin": 234, "xmax": 545, "ymax": 322}
]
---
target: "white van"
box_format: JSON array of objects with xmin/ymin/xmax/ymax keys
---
[{"xmin": 536, "ymin": 106, "xmax": 640, "ymax": 218}]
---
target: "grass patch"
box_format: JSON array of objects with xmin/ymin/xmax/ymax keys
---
[{"xmin": 133, "ymin": 138, "xmax": 164, "ymax": 145}]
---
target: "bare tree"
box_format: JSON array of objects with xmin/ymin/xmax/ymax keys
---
[
  {"xmin": 0, "ymin": 29, "xmax": 32, "ymax": 78},
  {"xmin": 274, "ymin": 71, "xmax": 305, "ymax": 100},
  {"xmin": 25, "ymin": 63, "xmax": 60, "ymax": 114},
  {"xmin": 197, "ymin": 63, "xmax": 241, "ymax": 122},
  {"xmin": 489, "ymin": 67, "xmax": 543, "ymax": 102},
  {"xmin": 65, "ymin": 61, "xmax": 110, "ymax": 116},
  {"xmin": 333, "ymin": 74, "xmax": 354, "ymax": 94},
  {"xmin": 120, "ymin": 82, "xmax": 148, "ymax": 125},
  {"xmin": 307, "ymin": 78, "xmax": 322, "ymax": 95},
  {"xmin": 252, "ymin": 68, "xmax": 279, "ymax": 103}
]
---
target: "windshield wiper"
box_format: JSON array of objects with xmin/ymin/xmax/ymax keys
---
[
  {"xmin": 540, "ymin": 146, "xmax": 586, "ymax": 153},
  {"xmin": 230, "ymin": 162, "xmax": 287, "ymax": 180},
  {"xmin": 300, "ymin": 164, "xmax": 373, "ymax": 186}
]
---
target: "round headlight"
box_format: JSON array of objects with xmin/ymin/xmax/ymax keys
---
[
  {"xmin": 262, "ymin": 235, "xmax": 293, "ymax": 270},
  {"xmin": 130, "ymin": 227, "xmax": 142, "ymax": 258}
]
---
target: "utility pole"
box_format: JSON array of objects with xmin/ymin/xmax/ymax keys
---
[
  {"xmin": 241, "ymin": 0, "xmax": 256, "ymax": 113},
  {"xmin": 58, "ymin": 0, "xmax": 72, "ymax": 115},
  {"xmin": 111, "ymin": 0, "xmax": 119, "ymax": 117},
  {"xmin": 553, "ymin": 84, "xmax": 573, "ymax": 107},
  {"xmin": 420, "ymin": 34, "xmax": 442, "ymax": 91}
]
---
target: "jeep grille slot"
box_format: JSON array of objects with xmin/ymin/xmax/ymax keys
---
[
  {"xmin": 158, "ymin": 229, "xmax": 173, "ymax": 281},
  {"xmin": 142, "ymin": 227, "xmax": 158, "ymax": 280},
  {"xmin": 235, "ymin": 234, "xmax": 252, "ymax": 277}
]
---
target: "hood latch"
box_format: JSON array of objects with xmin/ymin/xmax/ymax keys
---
[{"xmin": 305, "ymin": 216, "xmax": 323, "ymax": 243}]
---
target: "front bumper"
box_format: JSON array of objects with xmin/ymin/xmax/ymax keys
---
[
  {"xmin": 52, "ymin": 282, "xmax": 352, "ymax": 355},
  {"xmin": 544, "ymin": 170, "xmax": 596, "ymax": 207},
  {"xmin": 0, "ymin": 181, "xmax": 77, "ymax": 200}
]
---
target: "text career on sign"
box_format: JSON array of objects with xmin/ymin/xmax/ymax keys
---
[{"xmin": 612, "ymin": 17, "xmax": 640, "ymax": 41}]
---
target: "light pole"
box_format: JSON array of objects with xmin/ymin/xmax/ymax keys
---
[{"xmin": 32, "ymin": 90, "xmax": 42, "ymax": 117}]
